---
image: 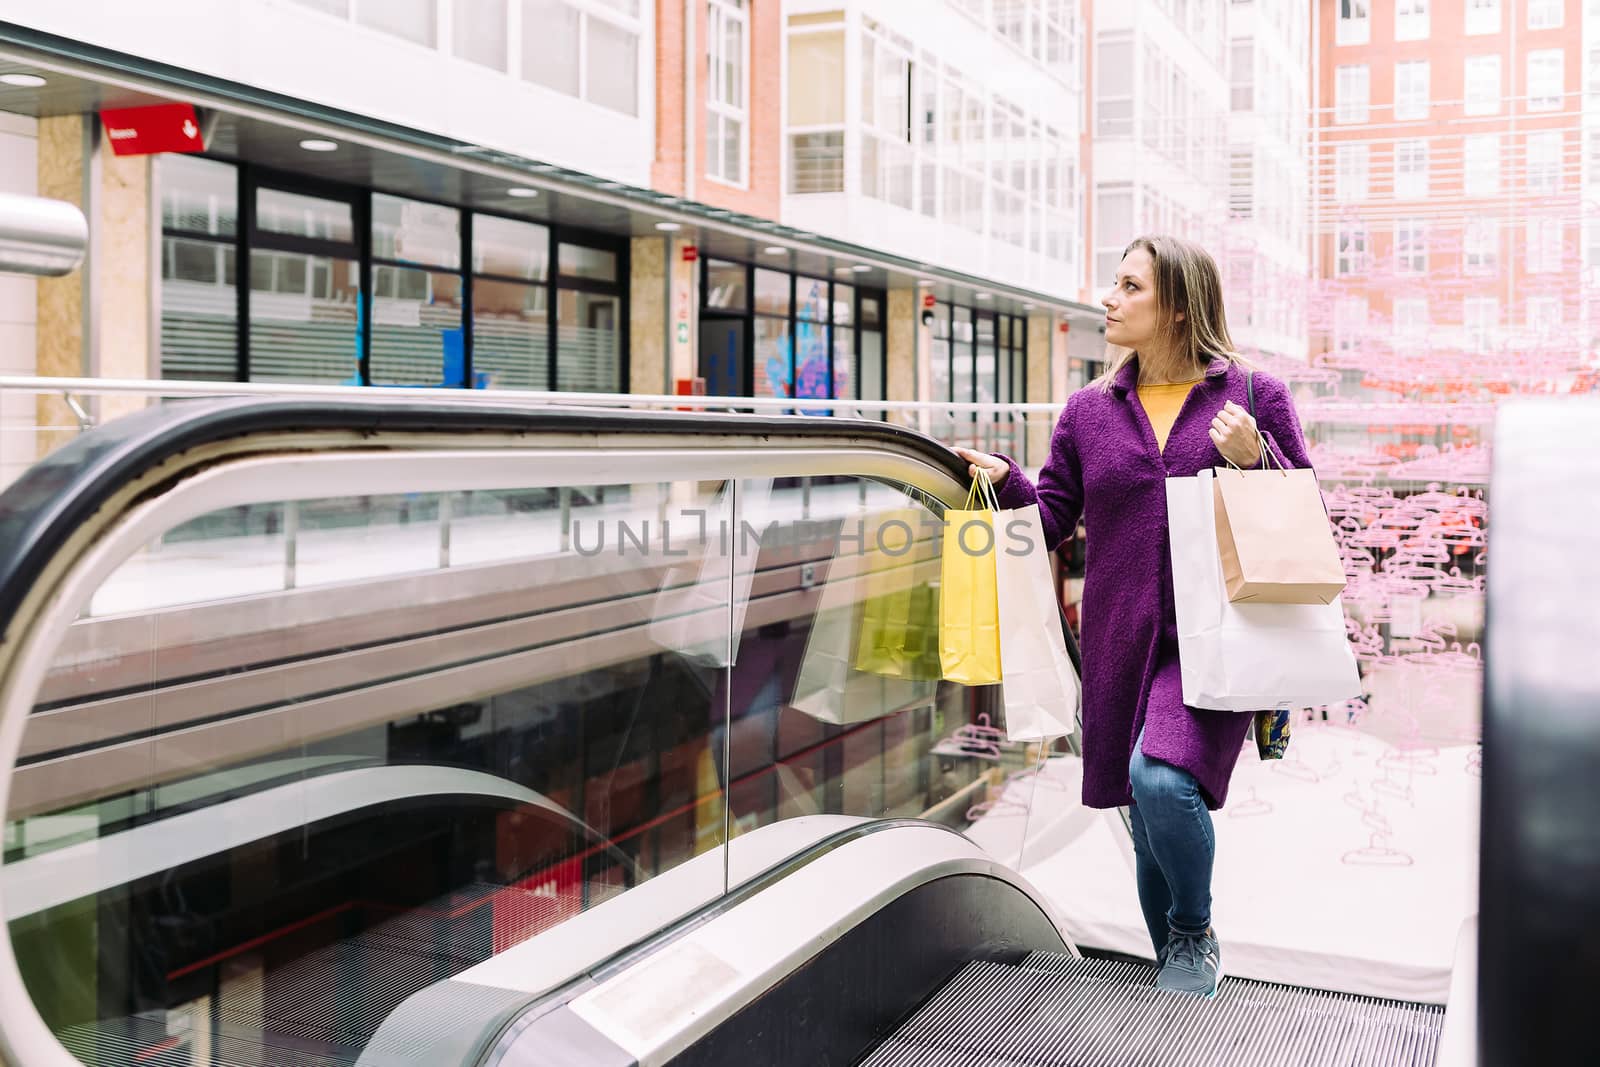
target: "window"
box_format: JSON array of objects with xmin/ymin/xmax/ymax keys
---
[
  {"xmin": 707, "ymin": 0, "xmax": 748, "ymax": 184},
  {"xmin": 1395, "ymin": 61, "xmax": 1429, "ymax": 121},
  {"xmin": 1463, "ymin": 217, "xmax": 1499, "ymax": 273},
  {"xmin": 1464, "ymin": 133, "xmax": 1500, "ymax": 196},
  {"xmin": 454, "ymin": 0, "xmax": 508, "ymax": 69},
  {"xmin": 1463, "ymin": 297, "xmax": 1497, "ymax": 350},
  {"xmin": 1335, "ymin": 144, "xmax": 1369, "ymax": 202},
  {"xmin": 1395, "ymin": 138, "xmax": 1429, "ymax": 199},
  {"xmin": 356, "ymin": 0, "xmax": 436, "ymax": 45},
  {"xmin": 787, "ymin": 27, "xmax": 845, "ymax": 193},
  {"xmin": 1393, "ymin": 297, "xmax": 1428, "ymax": 344},
  {"xmin": 1337, "ymin": 0, "xmax": 1370, "ymax": 45},
  {"xmin": 159, "ymin": 156, "xmax": 239, "ymax": 381},
  {"xmin": 521, "ymin": 0, "xmax": 641, "ymax": 115},
  {"xmin": 1465, "ymin": 55, "xmax": 1501, "ymax": 116},
  {"xmin": 1526, "ymin": 295, "xmax": 1561, "ymax": 338},
  {"xmin": 1395, "ymin": 218, "xmax": 1426, "ymax": 274},
  {"xmin": 1334, "ymin": 296, "xmax": 1368, "ymax": 354},
  {"xmin": 1097, "ymin": 36, "xmax": 1134, "ymax": 137},
  {"xmin": 1526, "ymin": 217, "xmax": 1564, "ymax": 273},
  {"xmin": 1096, "ymin": 183, "xmax": 1133, "ymax": 284},
  {"xmin": 1396, "ymin": 0, "xmax": 1429, "ymax": 40},
  {"xmin": 369, "ymin": 195, "xmax": 463, "ymax": 387},
  {"xmin": 1337, "ymin": 227, "xmax": 1367, "ymax": 275},
  {"xmin": 1466, "ymin": 0, "xmax": 1499, "ymax": 35},
  {"xmin": 472, "ymin": 216, "xmax": 551, "ymax": 390},
  {"xmin": 1528, "ymin": 0, "xmax": 1562, "ymax": 29},
  {"xmin": 1527, "ymin": 50, "xmax": 1564, "ymax": 112},
  {"xmin": 1336, "ymin": 65, "xmax": 1369, "ymax": 124},
  {"xmin": 1526, "ymin": 130, "xmax": 1562, "ymax": 195},
  {"xmin": 1231, "ymin": 39, "xmax": 1253, "ymax": 110}
]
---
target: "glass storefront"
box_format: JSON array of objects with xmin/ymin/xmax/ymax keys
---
[
  {"xmin": 159, "ymin": 156, "xmax": 627, "ymax": 392},
  {"xmin": 699, "ymin": 257, "xmax": 886, "ymax": 410}
]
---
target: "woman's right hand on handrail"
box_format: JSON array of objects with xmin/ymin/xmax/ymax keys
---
[{"xmin": 952, "ymin": 447, "xmax": 1010, "ymax": 490}]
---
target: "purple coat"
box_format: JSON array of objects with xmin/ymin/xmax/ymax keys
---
[{"xmin": 996, "ymin": 355, "xmax": 1313, "ymax": 810}]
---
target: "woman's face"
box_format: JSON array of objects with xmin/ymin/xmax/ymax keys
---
[{"xmin": 1101, "ymin": 248, "xmax": 1179, "ymax": 350}]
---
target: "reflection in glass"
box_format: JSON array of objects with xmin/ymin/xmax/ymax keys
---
[
  {"xmin": 556, "ymin": 289, "xmax": 620, "ymax": 391},
  {"xmin": 558, "ymin": 243, "xmax": 618, "ymax": 283},
  {"xmin": 371, "ymin": 194, "xmax": 461, "ymax": 270},
  {"xmin": 474, "ymin": 214, "xmax": 550, "ymax": 281},
  {"xmin": 248, "ymin": 252, "xmax": 360, "ymax": 383},
  {"xmin": 255, "ymin": 188, "xmax": 354, "ymax": 243},
  {"xmin": 522, "ymin": 0, "xmax": 580, "ymax": 96},
  {"xmin": 755, "ymin": 316, "xmax": 791, "ymax": 399},
  {"xmin": 370, "ymin": 268, "xmax": 465, "ymax": 386},
  {"xmin": 161, "ymin": 237, "xmax": 238, "ymax": 380},
  {"xmin": 7, "ymin": 477, "xmax": 732, "ymax": 1064},
  {"xmin": 474, "ymin": 278, "xmax": 550, "ymax": 389},
  {"xmin": 586, "ymin": 15, "xmax": 639, "ymax": 115},
  {"xmin": 160, "ymin": 155, "xmax": 238, "ymax": 236},
  {"xmin": 706, "ymin": 259, "xmax": 748, "ymax": 310},
  {"xmin": 454, "ymin": 0, "xmax": 508, "ymax": 68},
  {"xmin": 754, "ymin": 268, "xmax": 790, "ymax": 317}
]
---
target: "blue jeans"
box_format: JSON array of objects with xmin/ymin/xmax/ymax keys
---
[{"xmin": 1127, "ymin": 726, "xmax": 1216, "ymax": 957}]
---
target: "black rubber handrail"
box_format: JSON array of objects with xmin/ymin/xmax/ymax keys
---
[{"xmin": 0, "ymin": 397, "xmax": 971, "ymax": 637}]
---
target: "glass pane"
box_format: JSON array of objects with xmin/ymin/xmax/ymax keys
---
[
  {"xmin": 7, "ymin": 474, "xmax": 733, "ymax": 1063},
  {"xmin": 796, "ymin": 275, "xmax": 828, "ymax": 321},
  {"xmin": 557, "ymin": 243, "xmax": 618, "ymax": 283},
  {"xmin": 832, "ymin": 324, "xmax": 855, "ymax": 401},
  {"xmin": 522, "ymin": 0, "xmax": 580, "ymax": 96},
  {"xmin": 556, "ymin": 288, "xmax": 620, "ymax": 392},
  {"xmin": 474, "ymin": 277, "xmax": 550, "ymax": 390},
  {"xmin": 585, "ymin": 16, "xmax": 639, "ymax": 115},
  {"xmin": 833, "ymin": 283, "xmax": 854, "ymax": 325},
  {"xmin": 371, "ymin": 194, "xmax": 461, "ymax": 270},
  {"xmin": 254, "ymin": 188, "xmax": 355, "ymax": 244},
  {"xmin": 860, "ymin": 295, "xmax": 882, "ymax": 328},
  {"xmin": 755, "ymin": 316, "xmax": 792, "ymax": 398},
  {"xmin": 370, "ymin": 267, "xmax": 465, "ymax": 386},
  {"xmin": 160, "ymin": 155, "xmax": 237, "ymax": 237},
  {"xmin": 161, "ymin": 238, "xmax": 237, "ymax": 381},
  {"xmin": 706, "ymin": 259, "xmax": 748, "ymax": 311},
  {"xmin": 860, "ymin": 329, "xmax": 884, "ymax": 403},
  {"xmin": 727, "ymin": 480, "xmax": 1001, "ymax": 833},
  {"xmin": 754, "ymin": 268, "xmax": 790, "ymax": 316},
  {"xmin": 474, "ymin": 214, "xmax": 550, "ymax": 281},
  {"xmin": 794, "ymin": 318, "xmax": 832, "ymax": 412},
  {"xmin": 356, "ymin": 0, "xmax": 436, "ymax": 44},
  {"xmin": 247, "ymin": 252, "xmax": 360, "ymax": 383},
  {"xmin": 788, "ymin": 30, "xmax": 844, "ymax": 125},
  {"xmin": 454, "ymin": 0, "xmax": 508, "ymax": 68}
]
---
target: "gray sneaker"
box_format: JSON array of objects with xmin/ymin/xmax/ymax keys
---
[{"xmin": 1156, "ymin": 927, "xmax": 1222, "ymax": 998}]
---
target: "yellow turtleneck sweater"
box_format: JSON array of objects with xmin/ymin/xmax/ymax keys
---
[{"xmin": 1136, "ymin": 380, "xmax": 1200, "ymax": 453}]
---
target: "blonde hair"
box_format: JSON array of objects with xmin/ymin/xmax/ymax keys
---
[{"xmin": 1091, "ymin": 234, "xmax": 1251, "ymax": 391}]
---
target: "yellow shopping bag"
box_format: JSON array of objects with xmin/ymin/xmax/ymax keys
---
[
  {"xmin": 856, "ymin": 509, "xmax": 942, "ymax": 680},
  {"xmin": 939, "ymin": 471, "xmax": 1002, "ymax": 685}
]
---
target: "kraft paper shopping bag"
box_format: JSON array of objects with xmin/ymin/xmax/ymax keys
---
[
  {"xmin": 1213, "ymin": 464, "xmax": 1347, "ymax": 604},
  {"xmin": 994, "ymin": 502, "xmax": 1079, "ymax": 740}
]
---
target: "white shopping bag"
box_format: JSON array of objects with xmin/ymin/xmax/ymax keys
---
[
  {"xmin": 1167, "ymin": 469, "xmax": 1361, "ymax": 711},
  {"xmin": 647, "ymin": 479, "xmax": 773, "ymax": 667},
  {"xmin": 994, "ymin": 503, "xmax": 1080, "ymax": 740}
]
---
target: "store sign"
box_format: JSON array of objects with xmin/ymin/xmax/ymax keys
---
[
  {"xmin": 99, "ymin": 104, "xmax": 206, "ymax": 157},
  {"xmin": 681, "ymin": 245, "xmax": 699, "ymax": 263},
  {"xmin": 922, "ymin": 293, "xmax": 936, "ymax": 309}
]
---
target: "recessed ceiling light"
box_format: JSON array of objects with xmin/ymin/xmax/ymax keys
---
[
  {"xmin": 1023, "ymin": 302, "xmax": 1036, "ymax": 310},
  {"xmin": 834, "ymin": 266, "xmax": 855, "ymax": 275},
  {"xmin": 0, "ymin": 73, "xmax": 46, "ymax": 88},
  {"xmin": 851, "ymin": 264, "xmax": 871, "ymax": 273},
  {"xmin": 763, "ymin": 246, "xmax": 787, "ymax": 255},
  {"xmin": 299, "ymin": 138, "xmax": 339, "ymax": 152},
  {"xmin": 916, "ymin": 278, "xmax": 934, "ymax": 287},
  {"xmin": 655, "ymin": 222, "xmax": 682, "ymax": 232},
  {"xmin": 506, "ymin": 187, "xmax": 539, "ymax": 198},
  {"xmin": 976, "ymin": 292, "xmax": 992, "ymax": 301}
]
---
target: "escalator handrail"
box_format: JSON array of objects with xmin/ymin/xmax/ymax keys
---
[{"xmin": 0, "ymin": 397, "xmax": 973, "ymax": 631}]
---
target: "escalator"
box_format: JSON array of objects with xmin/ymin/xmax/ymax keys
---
[{"xmin": 0, "ymin": 396, "xmax": 1589, "ymax": 1066}]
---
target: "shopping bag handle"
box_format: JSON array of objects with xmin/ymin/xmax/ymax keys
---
[
  {"xmin": 1222, "ymin": 369, "xmax": 1284, "ymax": 475},
  {"xmin": 964, "ymin": 467, "xmax": 1002, "ymax": 512}
]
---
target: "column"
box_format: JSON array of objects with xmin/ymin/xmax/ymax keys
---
[
  {"xmin": 0, "ymin": 112, "xmax": 39, "ymax": 488},
  {"xmin": 885, "ymin": 287, "xmax": 916, "ymax": 429}
]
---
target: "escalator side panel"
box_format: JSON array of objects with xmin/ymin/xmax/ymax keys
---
[{"xmin": 666, "ymin": 873, "xmax": 1067, "ymax": 1067}]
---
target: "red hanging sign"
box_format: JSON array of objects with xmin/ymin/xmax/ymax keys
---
[
  {"xmin": 681, "ymin": 245, "xmax": 699, "ymax": 262},
  {"xmin": 99, "ymin": 104, "xmax": 206, "ymax": 157}
]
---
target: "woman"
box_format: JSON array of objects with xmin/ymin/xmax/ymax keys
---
[{"xmin": 955, "ymin": 235, "xmax": 1313, "ymax": 998}]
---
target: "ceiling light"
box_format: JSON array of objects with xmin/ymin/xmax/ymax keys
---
[
  {"xmin": 834, "ymin": 266, "xmax": 855, "ymax": 276},
  {"xmin": 505, "ymin": 187, "xmax": 539, "ymax": 198},
  {"xmin": 851, "ymin": 264, "xmax": 871, "ymax": 273},
  {"xmin": 916, "ymin": 278, "xmax": 934, "ymax": 287},
  {"xmin": 764, "ymin": 246, "xmax": 787, "ymax": 255},
  {"xmin": 655, "ymin": 222, "xmax": 682, "ymax": 232},
  {"xmin": 0, "ymin": 73, "xmax": 46, "ymax": 88},
  {"xmin": 976, "ymin": 292, "xmax": 992, "ymax": 301},
  {"xmin": 299, "ymin": 138, "xmax": 339, "ymax": 152},
  {"xmin": 1022, "ymin": 302, "xmax": 1036, "ymax": 310}
]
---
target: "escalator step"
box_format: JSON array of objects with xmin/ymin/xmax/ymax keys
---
[{"xmin": 860, "ymin": 960, "xmax": 1445, "ymax": 1067}]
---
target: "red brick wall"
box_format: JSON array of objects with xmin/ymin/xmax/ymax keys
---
[{"xmin": 653, "ymin": 0, "xmax": 782, "ymax": 221}]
